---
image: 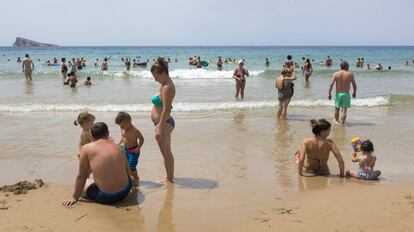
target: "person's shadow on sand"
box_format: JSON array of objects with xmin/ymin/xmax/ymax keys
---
[{"xmin": 174, "ymin": 177, "xmax": 218, "ymax": 189}]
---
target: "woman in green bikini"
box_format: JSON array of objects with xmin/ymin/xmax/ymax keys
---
[{"xmin": 150, "ymin": 57, "xmax": 176, "ymax": 183}]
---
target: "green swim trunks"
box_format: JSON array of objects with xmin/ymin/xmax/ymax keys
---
[{"xmin": 335, "ymin": 92, "xmax": 351, "ymax": 108}]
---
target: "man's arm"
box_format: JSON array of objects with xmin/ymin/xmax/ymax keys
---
[
  {"xmin": 330, "ymin": 142, "xmax": 345, "ymax": 177},
  {"xmin": 328, "ymin": 74, "xmax": 336, "ymax": 100},
  {"xmin": 351, "ymin": 74, "xmax": 357, "ymax": 98},
  {"xmin": 298, "ymin": 142, "xmax": 307, "ymax": 176},
  {"xmin": 61, "ymin": 147, "xmax": 90, "ymax": 207}
]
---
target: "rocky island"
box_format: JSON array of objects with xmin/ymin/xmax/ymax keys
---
[{"xmin": 12, "ymin": 37, "xmax": 58, "ymax": 47}]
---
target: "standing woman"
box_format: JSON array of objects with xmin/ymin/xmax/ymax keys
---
[
  {"xmin": 233, "ymin": 60, "xmax": 249, "ymax": 99},
  {"xmin": 150, "ymin": 58, "xmax": 176, "ymax": 183},
  {"xmin": 276, "ymin": 69, "xmax": 297, "ymax": 119},
  {"xmin": 61, "ymin": 58, "xmax": 68, "ymax": 81},
  {"xmin": 302, "ymin": 58, "xmax": 313, "ymax": 82}
]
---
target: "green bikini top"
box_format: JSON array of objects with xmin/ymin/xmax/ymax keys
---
[
  {"xmin": 152, "ymin": 95, "xmax": 173, "ymax": 110},
  {"xmin": 151, "ymin": 95, "xmax": 163, "ymax": 107}
]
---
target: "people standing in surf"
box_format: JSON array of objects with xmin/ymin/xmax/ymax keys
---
[
  {"xmin": 233, "ymin": 60, "xmax": 249, "ymax": 99},
  {"xmin": 125, "ymin": 58, "xmax": 131, "ymax": 71},
  {"xmin": 71, "ymin": 58, "xmax": 77, "ymax": 74},
  {"xmin": 325, "ymin": 56, "xmax": 333, "ymax": 66},
  {"xmin": 328, "ymin": 61, "xmax": 357, "ymax": 125},
  {"xmin": 61, "ymin": 58, "xmax": 68, "ymax": 81},
  {"xmin": 101, "ymin": 57, "xmax": 109, "ymax": 71},
  {"xmin": 265, "ymin": 57, "xmax": 270, "ymax": 67},
  {"xmin": 276, "ymin": 69, "xmax": 297, "ymax": 119},
  {"xmin": 150, "ymin": 58, "xmax": 176, "ymax": 183},
  {"xmin": 217, "ymin": 56, "xmax": 223, "ymax": 70},
  {"xmin": 22, "ymin": 54, "xmax": 34, "ymax": 81},
  {"xmin": 296, "ymin": 119, "xmax": 345, "ymax": 177},
  {"xmin": 302, "ymin": 58, "xmax": 313, "ymax": 82},
  {"xmin": 285, "ymin": 55, "xmax": 294, "ymax": 70}
]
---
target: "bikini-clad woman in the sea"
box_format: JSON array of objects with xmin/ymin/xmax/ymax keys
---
[
  {"xmin": 302, "ymin": 58, "xmax": 313, "ymax": 82},
  {"xmin": 150, "ymin": 57, "xmax": 176, "ymax": 183},
  {"xmin": 296, "ymin": 119, "xmax": 345, "ymax": 177}
]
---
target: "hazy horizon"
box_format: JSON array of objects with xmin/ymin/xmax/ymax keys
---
[{"xmin": 1, "ymin": 0, "xmax": 413, "ymax": 46}]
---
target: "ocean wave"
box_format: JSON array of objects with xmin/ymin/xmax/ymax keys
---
[
  {"xmin": 0, "ymin": 96, "xmax": 403, "ymax": 113},
  {"xmin": 102, "ymin": 69, "xmax": 264, "ymax": 79}
]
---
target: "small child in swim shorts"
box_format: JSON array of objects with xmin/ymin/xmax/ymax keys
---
[
  {"xmin": 115, "ymin": 112, "xmax": 144, "ymax": 186},
  {"xmin": 74, "ymin": 111, "xmax": 96, "ymax": 158},
  {"xmin": 346, "ymin": 140, "xmax": 381, "ymax": 180}
]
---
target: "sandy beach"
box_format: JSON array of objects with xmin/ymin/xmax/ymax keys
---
[{"xmin": 1, "ymin": 181, "xmax": 413, "ymax": 232}]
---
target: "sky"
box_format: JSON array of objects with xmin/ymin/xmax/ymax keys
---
[{"xmin": 0, "ymin": 0, "xmax": 412, "ymax": 46}]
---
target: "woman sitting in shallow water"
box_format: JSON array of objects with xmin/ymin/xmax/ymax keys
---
[{"xmin": 296, "ymin": 119, "xmax": 345, "ymax": 177}]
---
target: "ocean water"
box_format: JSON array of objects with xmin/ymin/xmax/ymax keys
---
[{"xmin": 1, "ymin": 46, "xmax": 414, "ymax": 184}]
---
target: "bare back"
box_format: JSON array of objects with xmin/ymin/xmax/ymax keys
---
[
  {"xmin": 82, "ymin": 140, "xmax": 129, "ymax": 192},
  {"xmin": 22, "ymin": 58, "xmax": 33, "ymax": 71},
  {"xmin": 303, "ymin": 137, "xmax": 333, "ymax": 171},
  {"xmin": 333, "ymin": 70, "xmax": 354, "ymax": 92}
]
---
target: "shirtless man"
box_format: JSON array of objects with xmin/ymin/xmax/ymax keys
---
[
  {"xmin": 328, "ymin": 61, "xmax": 357, "ymax": 125},
  {"xmin": 61, "ymin": 122, "xmax": 132, "ymax": 207},
  {"xmin": 22, "ymin": 54, "xmax": 34, "ymax": 81}
]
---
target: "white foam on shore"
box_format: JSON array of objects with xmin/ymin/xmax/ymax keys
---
[
  {"xmin": 103, "ymin": 69, "xmax": 264, "ymax": 79},
  {"xmin": 0, "ymin": 96, "xmax": 390, "ymax": 113}
]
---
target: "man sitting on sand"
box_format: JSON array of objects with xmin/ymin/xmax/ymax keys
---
[
  {"xmin": 61, "ymin": 122, "xmax": 132, "ymax": 207},
  {"xmin": 328, "ymin": 61, "xmax": 357, "ymax": 125}
]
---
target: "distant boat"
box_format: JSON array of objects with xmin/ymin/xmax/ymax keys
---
[{"xmin": 13, "ymin": 37, "xmax": 58, "ymax": 47}]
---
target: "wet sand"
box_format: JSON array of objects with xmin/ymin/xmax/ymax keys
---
[{"xmin": 1, "ymin": 105, "xmax": 414, "ymax": 231}]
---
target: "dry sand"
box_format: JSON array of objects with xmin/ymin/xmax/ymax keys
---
[{"xmin": 1, "ymin": 180, "xmax": 413, "ymax": 232}]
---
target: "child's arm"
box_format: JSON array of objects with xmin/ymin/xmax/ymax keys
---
[
  {"xmin": 118, "ymin": 132, "xmax": 124, "ymax": 145},
  {"xmin": 351, "ymin": 153, "xmax": 360, "ymax": 162},
  {"xmin": 135, "ymin": 128, "xmax": 144, "ymax": 153}
]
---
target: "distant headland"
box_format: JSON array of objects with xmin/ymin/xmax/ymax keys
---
[{"xmin": 12, "ymin": 37, "xmax": 58, "ymax": 47}]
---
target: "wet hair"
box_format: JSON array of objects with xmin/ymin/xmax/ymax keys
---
[
  {"xmin": 91, "ymin": 122, "xmax": 109, "ymax": 140},
  {"xmin": 306, "ymin": 58, "xmax": 310, "ymax": 63},
  {"xmin": 61, "ymin": 58, "xmax": 66, "ymax": 62},
  {"xmin": 287, "ymin": 55, "xmax": 292, "ymax": 60},
  {"xmin": 115, "ymin": 111, "xmax": 131, "ymax": 125},
  {"xmin": 340, "ymin": 61, "xmax": 349, "ymax": 70},
  {"xmin": 87, "ymin": 76, "xmax": 91, "ymax": 81},
  {"xmin": 361, "ymin": 140, "xmax": 374, "ymax": 152},
  {"xmin": 74, "ymin": 111, "xmax": 95, "ymax": 126},
  {"xmin": 151, "ymin": 57, "xmax": 169, "ymax": 75},
  {"xmin": 310, "ymin": 119, "xmax": 331, "ymax": 135},
  {"xmin": 25, "ymin": 54, "xmax": 29, "ymax": 58}
]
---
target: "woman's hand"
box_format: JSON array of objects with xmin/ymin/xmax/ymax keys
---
[{"xmin": 155, "ymin": 124, "xmax": 163, "ymax": 140}]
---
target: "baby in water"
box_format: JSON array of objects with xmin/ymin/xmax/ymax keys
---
[{"xmin": 346, "ymin": 140, "xmax": 381, "ymax": 180}]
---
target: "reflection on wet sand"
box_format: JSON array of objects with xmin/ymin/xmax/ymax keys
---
[
  {"xmin": 298, "ymin": 175, "xmax": 347, "ymax": 192},
  {"xmin": 156, "ymin": 183, "xmax": 176, "ymax": 232},
  {"xmin": 273, "ymin": 119, "xmax": 295, "ymax": 187},
  {"xmin": 230, "ymin": 111, "xmax": 247, "ymax": 179},
  {"xmin": 24, "ymin": 80, "xmax": 34, "ymax": 95}
]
